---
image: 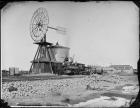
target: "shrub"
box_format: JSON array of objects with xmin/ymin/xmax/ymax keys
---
[{"xmin": 8, "ymin": 86, "xmax": 18, "ymax": 92}]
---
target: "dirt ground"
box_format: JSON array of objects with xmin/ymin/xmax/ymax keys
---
[{"xmin": 1, "ymin": 73, "xmax": 139, "ymax": 107}]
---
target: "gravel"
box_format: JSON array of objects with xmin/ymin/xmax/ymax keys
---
[{"xmin": 2, "ymin": 74, "xmax": 138, "ymax": 105}]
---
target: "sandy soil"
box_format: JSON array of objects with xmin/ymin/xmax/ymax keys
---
[{"xmin": 1, "ymin": 73, "xmax": 139, "ymax": 107}]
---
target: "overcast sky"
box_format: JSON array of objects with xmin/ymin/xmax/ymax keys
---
[{"xmin": 1, "ymin": 1, "xmax": 139, "ymax": 70}]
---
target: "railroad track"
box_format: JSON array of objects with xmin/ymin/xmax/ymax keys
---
[{"xmin": 2, "ymin": 75, "xmax": 85, "ymax": 82}]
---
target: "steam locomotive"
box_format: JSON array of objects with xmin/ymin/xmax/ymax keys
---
[{"xmin": 52, "ymin": 57, "xmax": 92, "ymax": 75}]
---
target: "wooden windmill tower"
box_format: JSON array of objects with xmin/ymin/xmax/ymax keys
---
[{"xmin": 29, "ymin": 8, "xmax": 66, "ymax": 74}]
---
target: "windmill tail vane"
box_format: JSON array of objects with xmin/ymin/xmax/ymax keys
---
[{"xmin": 48, "ymin": 26, "xmax": 67, "ymax": 35}]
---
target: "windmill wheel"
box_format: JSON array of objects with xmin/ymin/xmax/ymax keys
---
[{"xmin": 30, "ymin": 7, "xmax": 49, "ymax": 42}]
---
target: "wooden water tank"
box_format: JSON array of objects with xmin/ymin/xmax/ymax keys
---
[{"xmin": 49, "ymin": 45, "xmax": 70, "ymax": 63}]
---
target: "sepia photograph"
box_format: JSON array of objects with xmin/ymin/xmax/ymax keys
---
[{"xmin": 1, "ymin": 1, "xmax": 139, "ymax": 107}]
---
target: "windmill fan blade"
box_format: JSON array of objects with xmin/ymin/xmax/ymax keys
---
[{"xmin": 56, "ymin": 26, "xmax": 67, "ymax": 35}]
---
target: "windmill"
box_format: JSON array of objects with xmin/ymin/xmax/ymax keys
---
[{"xmin": 29, "ymin": 7, "xmax": 66, "ymax": 74}]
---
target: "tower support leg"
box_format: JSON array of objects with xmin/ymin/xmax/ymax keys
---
[{"xmin": 29, "ymin": 46, "xmax": 40, "ymax": 73}]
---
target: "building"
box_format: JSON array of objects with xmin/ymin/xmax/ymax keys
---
[
  {"xmin": 103, "ymin": 67, "xmax": 116, "ymax": 73},
  {"xmin": 109, "ymin": 65, "xmax": 133, "ymax": 74},
  {"xmin": 2, "ymin": 70, "xmax": 10, "ymax": 76},
  {"xmin": 9, "ymin": 67, "xmax": 20, "ymax": 75}
]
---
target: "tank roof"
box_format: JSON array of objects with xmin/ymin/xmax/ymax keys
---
[
  {"xmin": 48, "ymin": 45, "xmax": 70, "ymax": 49},
  {"xmin": 34, "ymin": 41, "xmax": 53, "ymax": 45}
]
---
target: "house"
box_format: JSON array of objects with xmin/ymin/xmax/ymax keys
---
[{"xmin": 109, "ymin": 65, "xmax": 133, "ymax": 74}]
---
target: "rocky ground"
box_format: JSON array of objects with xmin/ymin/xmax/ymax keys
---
[{"xmin": 1, "ymin": 73, "xmax": 139, "ymax": 107}]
